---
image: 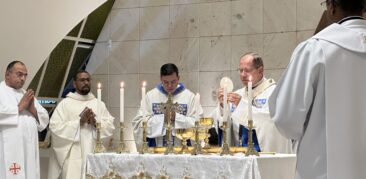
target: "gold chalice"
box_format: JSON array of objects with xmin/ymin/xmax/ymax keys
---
[
  {"xmin": 175, "ymin": 128, "xmax": 195, "ymax": 154},
  {"xmin": 199, "ymin": 117, "xmax": 214, "ymax": 149}
]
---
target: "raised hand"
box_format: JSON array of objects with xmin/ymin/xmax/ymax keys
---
[
  {"xmin": 28, "ymin": 96, "xmax": 39, "ymax": 119},
  {"xmin": 217, "ymin": 88, "xmax": 224, "ymax": 107},
  {"xmin": 88, "ymin": 110, "xmax": 97, "ymax": 127},
  {"xmin": 228, "ymin": 92, "xmax": 241, "ymax": 107}
]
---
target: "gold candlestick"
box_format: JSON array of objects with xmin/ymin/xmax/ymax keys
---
[
  {"xmin": 220, "ymin": 122, "xmax": 232, "ymax": 155},
  {"xmin": 94, "ymin": 122, "xmax": 105, "ymax": 153},
  {"xmin": 191, "ymin": 121, "xmax": 203, "ymax": 155},
  {"xmin": 139, "ymin": 121, "xmax": 150, "ymax": 154},
  {"xmin": 116, "ymin": 122, "xmax": 129, "ymax": 153},
  {"xmin": 245, "ymin": 120, "xmax": 259, "ymax": 156}
]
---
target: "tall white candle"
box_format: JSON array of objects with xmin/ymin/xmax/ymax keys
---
[
  {"xmin": 97, "ymin": 83, "xmax": 102, "ymax": 122},
  {"xmin": 248, "ymin": 76, "xmax": 253, "ymax": 121},
  {"xmin": 223, "ymin": 81, "xmax": 228, "ymax": 122},
  {"xmin": 120, "ymin": 82, "xmax": 124, "ymax": 123},
  {"xmin": 141, "ymin": 81, "xmax": 147, "ymax": 119}
]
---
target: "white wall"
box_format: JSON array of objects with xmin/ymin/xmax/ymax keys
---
[
  {"xmin": 0, "ymin": 0, "xmax": 107, "ymax": 88},
  {"xmin": 86, "ymin": 0, "xmax": 324, "ymax": 152}
]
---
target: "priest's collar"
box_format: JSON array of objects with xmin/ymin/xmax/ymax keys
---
[
  {"xmin": 156, "ymin": 83, "xmax": 185, "ymax": 96},
  {"xmin": 338, "ymin": 16, "xmax": 364, "ymax": 24},
  {"xmin": 245, "ymin": 77, "xmax": 266, "ymax": 90},
  {"xmin": 67, "ymin": 92, "xmax": 96, "ymax": 101},
  {"xmin": 253, "ymin": 77, "xmax": 266, "ymax": 88}
]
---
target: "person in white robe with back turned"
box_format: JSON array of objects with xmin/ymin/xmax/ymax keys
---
[
  {"xmin": 0, "ymin": 61, "xmax": 49, "ymax": 179},
  {"xmin": 48, "ymin": 70, "xmax": 115, "ymax": 179},
  {"xmin": 269, "ymin": 0, "xmax": 366, "ymax": 178}
]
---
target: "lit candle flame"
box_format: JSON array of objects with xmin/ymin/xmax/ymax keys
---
[
  {"xmin": 98, "ymin": 82, "xmax": 101, "ymax": 89},
  {"xmin": 142, "ymin": 81, "xmax": 147, "ymax": 87},
  {"xmin": 249, "ymin": 76, "xmax": 252, "ymax": 82},
  {"xmin": 121, "ymin": 81, "xmax": 124, "ymax": 88}
]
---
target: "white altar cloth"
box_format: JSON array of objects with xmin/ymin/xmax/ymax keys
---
[{"xmin": 86, "ymin": 153, "xmax": 296, "ymax": 179}]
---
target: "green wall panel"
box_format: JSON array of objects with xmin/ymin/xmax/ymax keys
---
[
  {"xmin": 38, "ymin": 40, "xmax": 75, "ymax": 97},
  {"xmin": 81, "ymin": 0, "xmax": 115, "ymax": 40}
]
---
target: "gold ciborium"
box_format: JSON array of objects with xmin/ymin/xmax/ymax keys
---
[
  {"xmin": 175, "ymin": 128, "xmax": 195, "ymax": 154},
  {"xmin": 199, "ymin": 117, "xmax": 214, "ymax": 149}
]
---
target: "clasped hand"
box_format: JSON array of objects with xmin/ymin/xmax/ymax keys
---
[
  {"xmin": 18, "ymin": 89, "xmax": 37, "ymax": 116},
  {"xmin": 79, "ymin": 108, "xmax": 96, "ymax": 126}
]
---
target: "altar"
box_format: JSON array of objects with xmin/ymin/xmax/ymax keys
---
[{"xmin": 86, "ymin": 153, "xmax": 296, "ymax": 179}]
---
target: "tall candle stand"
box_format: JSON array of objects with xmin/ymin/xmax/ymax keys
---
[
  {"xmin": 245, "ymin": 120, "xmax": 259, "ymax": 156},
  {"xmin": 139, "ymin": 121, "xmax": 150, "ymax": 154},
  {"xmin": 220, "ymin": 122, "xmax": 232, "ymax": 155},
  {"xmin": 116, "ymin": 122, "xmax": 128, "ymax": 153},
  {"xmin": 191, "ymin": 121, "xmax": 203, "ymax": 155},
  {"xmin": 94, "ymin": 122, "xmax": 105, "ymax": 153}
]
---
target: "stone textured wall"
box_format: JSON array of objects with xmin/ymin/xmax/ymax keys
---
[{"xmin": 88, "ymin": 0, "xmax": 323, "ymax": 152}]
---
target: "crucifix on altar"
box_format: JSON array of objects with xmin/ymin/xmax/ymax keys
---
[{"xmin": 157, "ymin": 93, "xmax": 182, "ymax": 154}]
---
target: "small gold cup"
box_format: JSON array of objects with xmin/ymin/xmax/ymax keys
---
[
  {"xmin": 175, "ymin": 128, "xmax": 195, "ymax": 154},
  {"xmin": 199, "ymin": 117, "xmax": 214, "ymax": 149}
]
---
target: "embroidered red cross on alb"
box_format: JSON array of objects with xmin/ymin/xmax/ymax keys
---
[{"xmin": 9, "ymin": 163, "xmax": 21, "ymax": 175}]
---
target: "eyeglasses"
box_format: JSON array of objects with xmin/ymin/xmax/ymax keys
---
[
  {"xmin": 77, "ymin": 78, "xmax": 91, "ymax": 82},
  {"xmin": 320, "ymin": 0, "xmax": 329, "ymax": 10},
  {"xmin": 320, "ymin": 0, "xmax": 327, "ymax": 6},
  {"xmin": 237, "ymin": 68, "xmax": 256, "ymax": 74},
  {"xmin": 162, "ymin": 80, "xmax": 178, "ymax": 86},
  {"xmin": 321, "ymin": 0, "xmax": 337, "ymax": 10}
]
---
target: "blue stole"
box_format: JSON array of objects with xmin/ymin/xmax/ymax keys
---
[
  {"xmin": 240, "ymin": 125, "xmax": 261, "ymax": 152},
  {"xmin": 157, "ymin": 83, "xmax": 186, "ymax": 95},
  {"xmin": 147, "ymin": 135, "xmax": 192, "ymax": 147},
  {"xmin": 217, "ymin": 124, "xmax": 260, "ymax": 152},
  {"xmin": 217, "ymin": 103, "xmax": 261, "ymax": 152},
  {"xmin": 218, "ymin": 121, "xmax": 223, "ymax": 146}
]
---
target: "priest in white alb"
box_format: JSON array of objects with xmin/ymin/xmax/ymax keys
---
[
  {"xmin": 211, "ymin": 53, "xmax": 292, "ymax": 153},
  {"xmin": 0, "ymin": 61, "xmax": 49, "ymax": 179},
  {"xmin": 269, "ymin": 0, "xmax": 366, "ymax": 178},
  {"xmin": 132, "ymin": 63, "xmax": 203, "ymax": 149},
  {"xmin": 48, "ymin": 70, "xmax": 115, "ymax": 179}
]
